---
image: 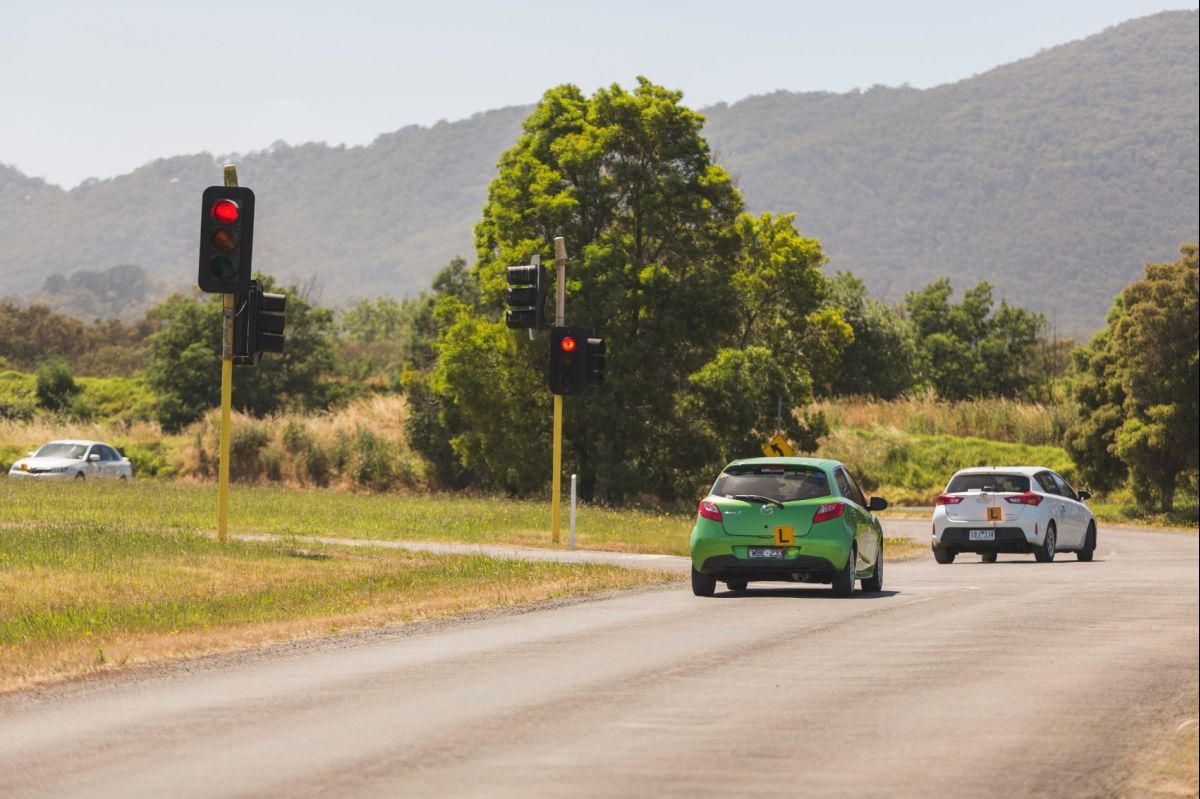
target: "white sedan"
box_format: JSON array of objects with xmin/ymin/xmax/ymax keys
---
[
  {"xmin": 931, "ymin": 466, "xmax": 1095, "ymax": 563},
  {"xmin": 7, "ymin": 440, "xmax": 133, "ymax": 481}
]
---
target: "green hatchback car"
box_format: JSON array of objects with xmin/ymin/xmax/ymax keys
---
[{"xmin": 690, "ymin": 457, "xmax": 888, "ymax": 597}]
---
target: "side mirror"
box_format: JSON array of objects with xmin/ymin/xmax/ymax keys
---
[
  {"xmin": 88, "ymin": 453, "xmax": 101, "ymax": 462},
  {"xmin": 868, "ymin": 496, "xmax": 889, "ymax": 512},
  {"xmin": 1078, "ymin": 490, "xmax": 1092, "ymax": 502}
]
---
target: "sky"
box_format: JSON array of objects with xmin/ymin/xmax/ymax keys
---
[{"xmin": 1, "ymin": 0, "xmax": 1191, "ymax": 189}]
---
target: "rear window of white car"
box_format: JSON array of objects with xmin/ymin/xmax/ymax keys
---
[
  {"xmin": 947, "ymin": 473, "xmax": 1030, "ymax": 493},
  {"xmin": 712, "ymin": 465, "xmax": 830, "ymax": 502}
]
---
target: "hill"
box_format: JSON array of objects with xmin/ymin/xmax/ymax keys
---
[{"xmin": 1, "ymin": 10, "xmax": 1195, "ymax": 335}]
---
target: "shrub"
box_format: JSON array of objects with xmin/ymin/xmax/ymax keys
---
[
  {"xmin": 229, "ymin": 422, "xmax": 270, "ymax": 483},
  {"xmin": 35, "ymin": 359, "xmax": 80, "ymax": 412}
]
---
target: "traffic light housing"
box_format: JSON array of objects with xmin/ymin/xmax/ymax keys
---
[
  {"xmin": 585, "ymin": 336, "xmax": 606, "ymax": 389},
  {"xmin": 233, "ymin": 280, "xmax": 286, "ymax": 365},
  {"xmin": 505, "ymin": 261, "xmax": 547, "ymax": 331},
  {"xmin": 548, "ymin": 326, "xmax": 589, "ymax": 395},
  {"xmin": 198, "ymin": 186, "xmax": 255, "ymax": 294}
]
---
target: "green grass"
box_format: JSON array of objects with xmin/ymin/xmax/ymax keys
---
[
  {"xmin": 821, "ymin": 426, "xmax": 1077, "ymax": 505},
  {"xmin": 1, "ymin": 480, "xmax": 697, "ymax": 554}
]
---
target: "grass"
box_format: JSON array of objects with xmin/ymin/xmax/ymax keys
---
[
  {"xmin": 814, "ymin": 394, "xmax": 1075, "ymax": 447},
  {"xmin": 820, "ymin": 426, "xmax": 1077, "ymax": 505},
  {"xmin": 0, "ymin": 518, "xmax": 675, "ymax": 693}
]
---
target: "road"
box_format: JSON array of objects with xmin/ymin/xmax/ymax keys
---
[{"xmin": 1, "ymin": 522, "xmax": 1196, "ymax": 798}]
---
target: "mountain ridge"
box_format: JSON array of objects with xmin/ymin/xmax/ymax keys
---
[{"xmin": 2, "ymin": 9, "xmax": 1196, "ymax": 335}]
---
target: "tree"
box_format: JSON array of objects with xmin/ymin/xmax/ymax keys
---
[
  {"xmin": 905, "ymin": 278, "xmax": 1044, "ymax": 399},
  {"xmin": 145, "ymin": 279, "xmax": 340, "ymax": 431},
  {"xmin": 35, "ymin": 358, "xmax": 81, "ymax": 412},
  {"xmin": 1064, "ymin": 245, "xmax": 1199, "ymax": 511},
  {"xmin": 820, "ymin": 272, "xmax": 917, "ymax": 398},
  {"xmin": 412, "ymin": 79, "xmax": 842, "ymax": 501}
]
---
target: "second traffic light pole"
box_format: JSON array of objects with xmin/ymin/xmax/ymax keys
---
[
  {"xmin": 217, "ymin": 164, "xmax": 238, "ymax": 544},
  {"xmin": 551, "ymin": 236, "xmax": 568, "ymax": 544}
]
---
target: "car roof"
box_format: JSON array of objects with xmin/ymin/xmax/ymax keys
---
[
  {"xmin": 950, "ymin": 466, "xmax": 1050, "ymax": 476},
  {"xmin": 43, "ymin": 440, "xmax": 104, "ymax": 447},
  {"xmin": 724, "ymin": 456, "xmax": 841, "ymax": 471}
]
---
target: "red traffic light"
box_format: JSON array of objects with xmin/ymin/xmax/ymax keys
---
[
  {"xmin": 211, "ymin": 199, "xmax": 240, "ymax": 225},
  {"xmin": 560, "ymin": 336, "xmax": 577, "ymax": 352}
]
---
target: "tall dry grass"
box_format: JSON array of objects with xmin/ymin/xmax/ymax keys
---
[
  {"xmin": 183, "ymin": 394, "xmax": 424, "ymax": 490},
  {"xmin": 814, "ymin": 394, "xmax": 1074, "ymax": 447}
]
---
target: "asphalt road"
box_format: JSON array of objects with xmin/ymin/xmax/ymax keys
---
[{"xmin": 1, "ymin": 523, "xmax": 1196, "ymax": 798}]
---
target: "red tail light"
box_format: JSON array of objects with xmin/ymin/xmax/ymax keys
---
[
  {"xmin": 699, "ymin": 500, "xmax": 723, "ymax": 523},
  {"xmin": 936, "ymin": 493, "xmax": 964, "ymax": 505},
  {"xmin": 1004, "ymin": 491, "xmax": 1044, "ymax": 506},
  {"xmin": 812, "ymin": 502, "xmax": 845, "ymax": 524}
]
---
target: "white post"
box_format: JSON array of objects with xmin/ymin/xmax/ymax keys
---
[{"xmin": 569, "ymin": 473, "xmax": 577, "ymax": 551}]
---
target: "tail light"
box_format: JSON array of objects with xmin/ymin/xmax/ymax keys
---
[
  {"xmin": 699, "ymin": 500, "xmax": 723, "ymax": 522},
  {"xmin": 812, "ymin": 502, "xmax": 845, "ymax": 524},
  {"xmin": 936, "ymin": 493, "xmax": 964, "ymax": 505},
  {"xmin": 1004, "ymin": 491, "xmax": 1043, "ymax": 506}
]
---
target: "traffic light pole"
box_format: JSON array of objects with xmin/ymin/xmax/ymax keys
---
[
  {"xmin": 217, "ymin": 164, "xmax": 238, "ymax": 543},
  {"xmin": 550, "ymin": 236, "xmax": 567, "ymax": 544}
]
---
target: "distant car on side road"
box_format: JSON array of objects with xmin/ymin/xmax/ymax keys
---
[
  {"xmin": 690, "ymin": 457, "xmax": 888, "ymax": 597},
  {"xmin": 931, "ymin": 466, "xmax": 1095, "ymax": 563},
  {"xmin": 7, "ymin": 440, "xmax": 133, "ymax": 481}
]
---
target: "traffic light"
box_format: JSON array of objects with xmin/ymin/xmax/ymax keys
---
[
  {"xmin": 548, "ymin": 326, "xmax": 589, "ymax": 395},
  {"xmin": 233, "ymin": 280, "xmax": 286, "ymax": 365},
  {"xmin": 198, "ymin": 186, "xmax": 255, "ymax": 294},
  {"xmin": 585, "ymin": 336, "xmax": 606, "ymax": 389},
  {"xmin": 505, "ymin": 258, "xmax": 547, "ymax": 331}
]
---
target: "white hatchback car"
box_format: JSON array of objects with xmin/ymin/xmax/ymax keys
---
[
  {"xmin": 7, "ymin": 440, "xmax": 134, "ymax": 481},
  {"xmin": 931, "ymin": 466, "xmax": 1096, "ymax": 563}
]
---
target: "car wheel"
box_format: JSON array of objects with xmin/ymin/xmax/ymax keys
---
[
  {"xmin": 861, "ymin": 546, "xmax": 883, "ymax": 592},
  {"xmin": 74, "ymin": 472, "xmax": 85, "ymax": 480},
  {"xmin": 933, "ymin": 546, "xmax": 956, "ymax": 564},
  {"xmin": 831, "ymin": 547, "xmax": 856, "ymax": 597},
  {"xmin": 691, "ymin": 567, "xmax": 716, "ymax": 597},
  {"xmin": 981, "ymin": 552, "xmax": 997, "ymax": 563},
  {"xmin": 1077, "ymin": 523, "xmax": 1096, "ymax": 562},
  {"xmin": 1034, "ymin": 522, "xmax": 1057, "ymax": 562},
  {"xmin": 725, "ymin": 580, "xmax": 748, "ymax": 592}
]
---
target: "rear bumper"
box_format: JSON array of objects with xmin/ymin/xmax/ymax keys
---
[
  {"xmin": 691, "ymin": 520, "xmax": 852, "ymax": 582},
  {"xmin": 694, "ymin": 553, "xmax": 839, "ymax": 582},
  {"xmin": 934, "ymin": 525, "xmax": 1037, "ymax": 553}
]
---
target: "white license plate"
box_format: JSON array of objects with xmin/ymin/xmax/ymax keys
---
[
  {"xmin": 968, "ymin": 529, "xmax": 995, "ymax": 541},
  {"xmin": 747, "ymin": 547, "xmax": 785, "ymax": 559}
]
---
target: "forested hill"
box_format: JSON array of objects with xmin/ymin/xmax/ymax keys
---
[{"xmin": 1, "ymin": 10, "xmax": 1196, "ymax": 334}]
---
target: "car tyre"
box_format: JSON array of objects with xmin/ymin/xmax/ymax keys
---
[
  {"xmin": 1034, "ymin": 522, "xmax": 1057, "ymax": 563},
  {"xmin": 831, "ymin": 547, "xmax": 856, "ymax": 597},
  {"xmin": 74, "ymin": 472, "xmax": 85, "ymax": 480},
  {"xmin": 981, "ymin": 552, "xmax": 997, "ymax": 563},
  {"xmin": 933, "ymin": 546, "xmax": 956, "ymax": 564},
  {"xmin": 1077, "ymin": 523, "xmax": 1096, "ymax": 562},
  {"xmin": 861, "ymin": 546, "xmax": 883, "ymax": 592},
  {"xmin": 725, "ymin": 580, "xmax": 748, "ymax": 592},
  {"xmin": 691, "ymin": 567, "xmax": 716, "ymax": 597}
]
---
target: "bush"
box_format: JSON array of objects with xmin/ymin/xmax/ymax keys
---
[
  {"xmin": 229, "ymin": 422, "xmax": 270, "ymax": 483},
  {"xmin": 35, "ymin": 359, "xmax": 80, "ymax": 412}
]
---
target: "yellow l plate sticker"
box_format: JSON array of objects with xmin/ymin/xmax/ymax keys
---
[
  {"xmin": 987, "ymin": 506, "xmax": 1002, "ymax": 521},
  {"xmin": 774, "ymin": 525, "xmax": 794, "ymax": 546}
]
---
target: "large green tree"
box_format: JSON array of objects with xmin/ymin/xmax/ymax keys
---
[
  {"xmin": 820, "ymin": 272, "xmax": 917, "ymax": 399},
  {"xmin": 905, "ymin": 278, "xmax": 1044, "ymax": 399},
  {"xmin": 145, "ymin": 278, "xmax": 339, "ymax": 431},
  {"xmin": 413, "ymin": 79, "xmax": 842, "ymax": 501},
  {"xmin": 1067, "ymin": 245, "xmax": 1199, "ymax": 511}
]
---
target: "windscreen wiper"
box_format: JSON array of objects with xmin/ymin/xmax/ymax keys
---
[{"xmin": 729, "ymin": 494, "xmax": 785, "ymax": 508}]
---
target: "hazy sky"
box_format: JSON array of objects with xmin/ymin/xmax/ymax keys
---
[{"xmin": 2, "ymin": 0, "xmax": 1190, "ymax": 188}]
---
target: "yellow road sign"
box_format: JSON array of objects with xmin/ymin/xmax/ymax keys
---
[{"xmin": 762, "ymin": 433, "xmax": 794, "ymax": 458}]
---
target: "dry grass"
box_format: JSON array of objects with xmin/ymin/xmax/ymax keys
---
[
  {"xmin": 815, "ymin": 394, "xmax": 1074, "ymax": 447},
  {"xmin": 0, "ymin": 523, "xmax": 675, "ymax": 693},
  {"xmin": 1118, "ymin": 698, "xmax": 1199, "ymax": 798}
]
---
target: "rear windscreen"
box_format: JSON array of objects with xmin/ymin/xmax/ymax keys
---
[
  {"xmin": 947, "ymin": 473, "xmax": 1029, "ymax": 493},
  {"xmin": 712, "ymin": 465, "xmax": 830, "ymax": 503}
]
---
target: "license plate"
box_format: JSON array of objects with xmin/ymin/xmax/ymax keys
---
[
  {"xmin": 747, "ymin": 547, "xmax": 784, "ymax": 559},
  {"xmin": 968, "ymin": 529, "xmax": 995, "ymax": 541}
]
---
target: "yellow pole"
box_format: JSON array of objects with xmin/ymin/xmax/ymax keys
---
[
  {"xmin": 550, "ymin": 236, "xmax": 568, "ymax": 544},
  {"xmin": 551, "ymin": 395, "xmax": 563, "ymax": 543},
  {"xmin": 217, "ymin": 164, "xmax": 238, "ymax": 543}
]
